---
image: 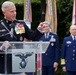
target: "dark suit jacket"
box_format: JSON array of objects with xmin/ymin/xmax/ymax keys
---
[
  {"xmin": 39, "ymin": 32, "xmax": 59, "ymax": 66},
  {"xmin": 61, "ymin": 36, "xmax": 76, "ymax": 71}
]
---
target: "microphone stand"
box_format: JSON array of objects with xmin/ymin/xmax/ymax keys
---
[{"xmin": 4, "ymin": 42, "xmax": 8, "ymax": 75}]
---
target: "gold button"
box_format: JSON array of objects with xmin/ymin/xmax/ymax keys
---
[
  {"xmin": 73, "ymin": 54, "xmax": 75, "ymax": 56},
  {"xmin": 46, "ymin": 53, "xmax": 47, "ymax": 55},
  {"xmin": 72, "ymin": 58, "xmax": 75, "ymax": 60},
  {"xmin": 1, "ymin": 56, "xmax": 3, "ymax": 58},
  {"xmin": 73, "ymin": 50, "xmax": 75, "ymax": 51},
  {"xmin": 74, "ymin": 46, "xmax": 75, "ymax": 48}
]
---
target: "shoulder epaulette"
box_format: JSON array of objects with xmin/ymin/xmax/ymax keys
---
[
  {"xmin": 0, "ymin": 20, "xmax": 2, "ymax": 22},
  {"xmin": 0, "ymin": 20, "xmax": 3, "ymax": 24},
  {"xmin": 17, "ymin": 20, "xmax": 24, "ymax": 22},
  {"xmin": 53, "ymin": 33, "xmax": 57, "ymax": 34}
]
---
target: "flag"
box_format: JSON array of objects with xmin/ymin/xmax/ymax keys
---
[
  {"xmin": 37, "ymin": 53, "xmax": 42, "ymax": 75},
  {"xmin": 24, "ymin": 0, "xmax": 32, "ymax": 29},
  {"xmin": 45, "ymin": 0, "xmax": 57, "ymax": 33},
  {"xmin": 72, "ymin": 0, "xmax": 76, "ymax": 25},
  {"xmin": 24, "ymin": 0, "xmax": 32, "ymax": 22}
]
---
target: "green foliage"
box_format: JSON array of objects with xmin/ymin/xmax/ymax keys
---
[
  {"xmin": 10, "ymin": 0, "xmax": 40, "ymax": 3},
  {"xmin": 31, "ymin": 3, "xmax": 41, "ymax": 30},
  {"xmin": 10, "ymin": 0, "xmax": 24, "ymax": 4},
  {"xmin": 32, "ymin": 0, "xmax": 40, "ymax": 3},
  {"xmin": 57, "ymin": 0, "xmax": 73, "ymax": 45},
  {"xmin": 0, "ymin": 0, "xmax": 5, "ymax": 4}
]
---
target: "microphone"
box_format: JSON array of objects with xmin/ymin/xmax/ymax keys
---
[
  {"xmin": 10, "ymin": 22, "xmax": 14, "ymax": 38},
  {"xmin": 10, "ymin": 28, "xmax": 13, "ymax": 38}
]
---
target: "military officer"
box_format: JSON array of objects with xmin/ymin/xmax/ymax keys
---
[
  {"xmin": 61, "ymin": 25, "xmax": 76, "ymax": 75},
  {"xmin": 39, "ymin": 22, "xmax": 59, "ymax": 75},
  {"xmin": 0, "ymin": 1, "xmax": 48, "ymax": 75}
]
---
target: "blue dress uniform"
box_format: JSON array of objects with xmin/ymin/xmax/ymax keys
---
[
  {"xmin": 61, "ymin": 36, "xmax": 76, "ymax": 75},
  {"xmin": 39, "ymin": 32, "xmax": 59, "ymax": 75},
  {"xmin": 0, "ymin": 19, "xmax": 43, "ymax": 74}
]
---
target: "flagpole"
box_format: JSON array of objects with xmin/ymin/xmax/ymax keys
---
[
  {"xmin": 53, "ymin": 0, "xmax": 57, "ymax": 33},
  {"xmin": 72, "ymin": 0, "xmax": 76, "ymax": 25}
]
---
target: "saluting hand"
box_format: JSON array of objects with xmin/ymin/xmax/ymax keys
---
[{"xmin": 37, "ymin": 21, "xmax": 50, "ymax": 32}]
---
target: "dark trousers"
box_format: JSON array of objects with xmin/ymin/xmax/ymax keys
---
[{"xmin": 42, "ymin": 66, "xmax": 55, "ymax": 75}]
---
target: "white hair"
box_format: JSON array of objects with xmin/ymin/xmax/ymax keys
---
[
  {"xmin": 47, "ymin": 22, "xmax": 51, "ymax": 26},
  {"xmin": 1, "ymin": 1, "xmax": 15, "ymax": 11}
]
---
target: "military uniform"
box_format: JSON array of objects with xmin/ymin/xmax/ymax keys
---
[
  {"xmin": 39, "ymin": 32, "xmax": 59, "ymax": 75},
  {"xmin": 61, "ymin": 35, "xmax": 76, "ymax": 75},
  {"xmin": 0, "ymin": 19, "xmax": 43, "ymax": 74}
]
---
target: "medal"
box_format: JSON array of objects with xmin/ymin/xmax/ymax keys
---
[
  {"xmin": 20, "ymin": 36, "xmax": 23, "ymax": 41},
  {"xmin": 15, "ymin": 23, "xmax": 25, "ymax": 34},
  {"xmin": 50, "ymin": 35, "xmax": 56, "ymax": 42},
  {"xmin": 51, "ymin": 43, "xmax": 54, "ymax": 46}
]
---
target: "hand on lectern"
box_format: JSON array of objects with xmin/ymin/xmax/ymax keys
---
[{"xmin": 0, "ymin": 41, "xmax": 11, "ymax": 50}]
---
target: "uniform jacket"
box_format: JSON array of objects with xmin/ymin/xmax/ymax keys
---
[
  {"xmin": 0, "ymin": 19, "xmax": 43, "ymax": 74},
  {"xmin": 39, "ymin": 32, "xmax": 59, "ymax": 66},
  {"xmin": 61, "ymin": 36, "xmax": 76, "ymax": 71},
  {"xmin": 0, "ymin": 19, "xmax": 43, "ymax": 41}
]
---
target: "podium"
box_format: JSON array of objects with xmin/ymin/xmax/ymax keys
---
[{"xmin": 0, "ymin": 42, "xmax": 50, "ymax": 75}]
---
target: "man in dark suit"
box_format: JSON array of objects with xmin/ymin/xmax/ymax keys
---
[
  {"xmin": 39, "ymin": 22, "xmax": 59, "ymax": 75},
  {"xmin": 0, "ymin": 1, "xmax": 49, "ymax": 75},
  {"xmin": 61, "ymin": 25, "xmax": 76, "ymax": 75}
]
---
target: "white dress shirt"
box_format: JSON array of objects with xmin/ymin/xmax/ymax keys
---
[{"xmin": 71, "ymin": 34, "xmax": 76, "ymax": 40}]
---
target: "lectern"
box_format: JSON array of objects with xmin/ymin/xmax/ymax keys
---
[{"xmin": 0, "ymin": 42, "xmax": 50, "ymax": 75}]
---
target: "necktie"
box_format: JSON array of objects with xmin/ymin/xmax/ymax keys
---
[
  {"xmin": 74, "ymin": 36, "xmax": 76, "ymax": 41},
  {"xmin": 45, "ymin": 34, "xmax": 48, "ymax": 39}
]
